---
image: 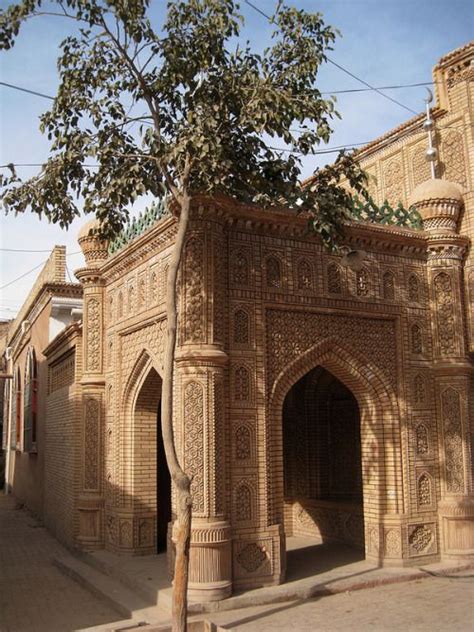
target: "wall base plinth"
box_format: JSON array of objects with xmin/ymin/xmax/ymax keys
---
[
  {"xmin": 172, "ymin": 520, "xmax": 232, "ymax": 602},
  {"xmin": 439, "ymin": 496, "xmax": 474, "ymax": 560},
  {"xmin": 76, "ymin": 494, "xmax": 103, "ymax": 550}
]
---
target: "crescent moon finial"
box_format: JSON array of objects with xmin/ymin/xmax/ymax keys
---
[{"xmin": 424, "ymin": 88, "xmax": 433, "ymax": 104}]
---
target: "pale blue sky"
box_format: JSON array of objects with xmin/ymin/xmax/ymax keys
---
[{"xmin": 0, "ymin": 0, "xmax": 472, "ymax": 318}]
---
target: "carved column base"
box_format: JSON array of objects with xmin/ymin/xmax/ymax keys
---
[
  {"xmin": 172, "ymin": 520, "xmax": 232, "ymax": 602},
  {"xmin": 104, "ymin": 508, "xmax": 156, "ymax": 555},
  {"xmin": 76, "ymin": 494, "xmax": 104, "ymax": 550},
  {"xmin": 439, "ymin": 496, "xmax": 474, "ymax": 559}
]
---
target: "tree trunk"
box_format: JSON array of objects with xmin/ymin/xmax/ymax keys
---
[{"xmin": 161, "ymin": 193, "xmax": 192, "ymax": 632}]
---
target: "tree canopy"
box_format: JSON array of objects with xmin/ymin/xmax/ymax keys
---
[{"xmin": 0, "ymin": 0, "xmax": 367, "ymax": 248}]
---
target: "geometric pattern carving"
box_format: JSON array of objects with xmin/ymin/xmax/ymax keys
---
[
  {"xmin": 232, "ymin": 250, "xmax": 249, "ymax": 286},
  {"xmin": 138, "ymin": 277, "xmax": 146, "ymax": 308},
  {"xmin": 383, "ymin": 271, "xmax": 395, "ymax": 300},
  {"xmin": 214, "ymin": 378, "xmax": 225, "ymax": 515},
  {"xmin": 266, "ymin": 256, "xmax": 282, "ymax": 289},
  {"xmin": 128, "ymin": 284, "xmax": 135, "ymax": 314},
  {"xmin": 384, "ymin": 529, "xmax": 402, "ymax": 557},
  {"xmin": 327, "ymin": 262, "xmax": 342, "ymax": 294},
  {"xmin": 236, "ymin": 425, "xmax": 252, "ymax": 460},
  {"xmin": 416, "ymin": 424, "xmax": 429, "ymax": 456},
  {"xmin": 412, "ymin": 144, "xmax": 432, "ymax": 187},
  {"xmin": 433, "ymin": 272, "xmax": 456, "ymax": 355},
  {"xmin": 234, "ymin": 309, "xmax": 250, "ymax": 345},
  {"xmin": 86, "ymin": 298, "xmax": 101, "ymax": 372},
  {"xmin": 184, "ymin": 237, "xmax": 204, "ymax": 343},
  {"xmin": 408, "ymin": 274, "xmax": 420, "ymax": 302},
  {"xmin": 441, "ymin": 388, "xmax": 464, "ymax": 494},
  {"xmin": 84, "ymin": 397, "xmax": 100, "ymax": 490},
  {"xmin": 441, "ymin": 130, "xmax": 467, "ymax": 188},
  {"xmin": 151, "ymin": 270, "xmax": 158, "ymax": 303},
  {"xmin": 118, "ymin": 291, "xmax": 124, "ymax": 318},
  {"xmin": 234, "ymin": 366, "xmax": 251, "ymax": 401},
  {"xmin": 297, "ymin": 259, "xmax": 313, "ymax": 290},
  {"xmin": 236, "ymin": 542, "xmax": 268, "ymax": 572},
  {"xmin": 213, "ymin": 235, "xmax": 226, "ymax": 344},
  {"xmin": 411, "ymin": 324, "xmax": 423, "ymax": 354},
  {"xmin": 184, "ymin": 381, "xmax": 204, "ymax": 513},
  {"xmin": 266, "ymin": 310, "xmax": 397, "ymax": 390}
]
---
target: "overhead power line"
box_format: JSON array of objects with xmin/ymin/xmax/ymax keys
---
[
  {"xmin": 0, "ymin": 80, "xmax": 54, "ymax": 100},
  {"xmin": 0, "ymin": 251, "xmax": 82, "ymax": 291},
  {"xmin": 242, "ymin": 0, "xmax": 419, "ymax": 116}
]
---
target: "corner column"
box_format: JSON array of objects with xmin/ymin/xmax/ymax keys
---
[
  {"xmin": 75, "ymin": 224, "xmax": 109, "ymax": 549},
  {"xmin": 174, "ymin": 206, "xmax": 232, "ymax": 601}
]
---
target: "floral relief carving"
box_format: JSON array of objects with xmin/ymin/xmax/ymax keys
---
[
  {"xmin": 184, "ymin": 381, "xmax": 204, "ymax": 513},
  {"xmin": 84, "ymin": 397, "xmax": 100, "ymax": 490},
  {"xmin": 412, "ymin": 144, "xmax": 432, "ymax": 186},
  {"xmin": 441, "ymin": 388, "xmax": 464, "ymax": 494},
  {"xmin": 236, "ymin": 543, "xmax": 268, "ymax": 573},
  {"xmin": 433, "ymin": 272, "xmax": 456, "ymax": 355},
  {"xmin": 383, "ymin": 271, "xmax": 395, "ymax": 300},
  {"xmin": 213, "ymin": 236, "xmax": 226, "ymax": 344},
  {"xmin": 384, "ymin": 159, "xmax": 404, "ymax": 206},
  {"xmin": 327, "ymin": 262, "xmax": 342, "ymax": 294},
  {"xmin": 384, "ymin": 529, "xmax": 401, "ymax": 557},
  {"xmin": 234, "ymin": 309, "xmax": 250, "ymax": 345},
  {"xmin": 118, "ymin": 291, "xmax": 124, "ymax": 318},
  {"xmin": 297, "ymin": 259, "xmax": 313, "ymax": 290},
  {"xmin": 151, "ymin": 270, "xmax": 158, "ymax": 303},
  {"xmin": 266, "ymin": 256, "xmax": 282, "ymax": 289},
  {"xmin": 418, "ymin": 473, "xmax": 432, "ymax": 506},
  {"xmin": 232, "ymin": 250, "xmax": 249, "ymax": 286},
  {"xmin": 86, "ymin": 298, "xmax": 101, "ymax": 372},
  {"xmin": 184, "ymin": 237, "xmax": 205, "ymax": 342},
  {"xmin": 416, "ymin": 424, "xmax": 429, "ymax": 455},
  {"xmin": 409, "ymin": 525, "xmax": 434, "ymax": 554},
  {"xmin": 214, "ymin": 378, "xmax": 225, "ymax": 515},
  {"xmin": 411, "ymin": 324, "xmax": 423, "ymax": 354},
  {"xmin": 108, "ymin": 295, "xmax": 114, "ymax": 322}
]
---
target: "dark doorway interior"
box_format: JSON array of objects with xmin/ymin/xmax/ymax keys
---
[
  {"xmin": 283, "ymin": 366, "xmax": 364, "ymax": 551},
  {"xmin": 156, "ymin": 401, "xmax": 171, "ymax": 553}
]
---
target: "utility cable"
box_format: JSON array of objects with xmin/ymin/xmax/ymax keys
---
[
  {"xmin": 242, "ymin": 0, "xmax": 419, "ymax": 116},
  {"xmin": 0, "ymin": 81, "xmax": 54, "ymax": 100},
  {"xmin": 0, "ymin": 250, "xmax": 82, "ymax": 291}
]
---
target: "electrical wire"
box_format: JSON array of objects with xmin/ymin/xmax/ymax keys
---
[
  {"xmin": 0, "ymin": 81, "xmax": 55, "ymax": 100},
  {"xmin": 242, "ymin": 0, "xmax": 419, "ymax": 116},
  {"xmin": 0, "ymin": 251, "xmax": 82, "ymax": 291}
]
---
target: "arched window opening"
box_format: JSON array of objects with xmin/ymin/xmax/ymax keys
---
[{"xmin": 24, "ymin": 348, "xmax": 38, "ymax": 451}]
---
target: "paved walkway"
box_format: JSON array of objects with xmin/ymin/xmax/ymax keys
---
[
  {"xmin": 0, "ymin": 493, "xmax": 123, "ymax": 632},
  {"xmin": 208, "ymin": 571, "xmax": 474, "ymax": 631}
]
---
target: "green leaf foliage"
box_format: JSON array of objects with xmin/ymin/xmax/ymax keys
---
[{"xmin": 0, "ymin": 0, "xmax": 368, "ymax": 245}]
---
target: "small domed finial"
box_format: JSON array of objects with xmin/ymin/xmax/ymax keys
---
[
  {"xmin": 78, "ymin": 218, "xmax": 109, "ymax": 266},
  {"xmin": 408, "ymin": 179, "xmax": 462, "ymax": 234}
]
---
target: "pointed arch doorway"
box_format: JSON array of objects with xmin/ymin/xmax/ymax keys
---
[
  {"xmin": 283, "ymin": 366, "xmax": 365, "ymax": 571},
  {"xmin": 133, "ymin": 366, "xmax": 171, "ymax": 554}
]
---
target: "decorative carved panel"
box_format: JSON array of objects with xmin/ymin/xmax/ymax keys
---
[
  {"xmin": 234, "ymin": 365, "xmax": 251, "ymax": 402},
  {"xmin": 184, "ymin": 381, "xmax": 205, "ymax": 513},
  {"xmin": 184, "ymin": 237, "xmax": 205, "ymax": 343},
  {"xmin": 231, "ymin": 249, "xmax": 250, "ymax": 286},
  {"xmin": 86, "ymin": 298, "xmax": 101, "ymax": 372},
  {"xmin": 408, "ymin": 523, "xmax": 437, "ymax": 556},
  {"xmin": 384, "ymin": 159, "xmax": 404, "ymax": 206},
  {"xmin": 411, "ymin": 324, "xmax": 423, "ymax": 354},
  {"xmin": 84, "ymin": 397, "xmax": 100, "ymax": 490},
  {"xmin": 408, "ymin": 274, "xmax": 420, "ymax": 302},
  {"xmin": 266, "ymin": 256, "xmax": 282, "ymax": 289},
  {"xmin": 266, "ymin": 310, "xmax": 397, "ymax": 390},
  {"xmin": 441, "ymin": 130, "xmax": 467, "ymax": 188},
  {"xmin": 441, "ymin": 388, "xmax": 464, "ymax": 494},
  {"xmin": 413, "ymin": 374, "xmax": 426, "ymax": 405},
  {"xmin": 296, "ymin": 259, "xmax": 313, "ymax": 290},
  {"xmin": 383, "ymin": 271, "xmax": 395, "ymax": 300},
  {"xmin": 214, "ymin": 378, "xmax": 225, "ymax": 515},
  {"xmin": 234, "ymin": 309, "xmax": 250, "ymax": 345},
  {"xmin": 236, "ymin": 542, "xmax": 270, "ymax": 573},
  {"xmin": 415, "ymin": 423, "xmax": 429, "ymax": 456},
  {"xmin": 412, "ymin": 143, "xmax": 432, "ymax": 187},
  {"xmin": 433, "ymin": 272, "xmax": 456, "ymax": 355},
  {"xmin": 356, "ymin": 268, "xmax": 370, "ymax": 297},
  {"xmin": 327, "ymin": 262, "xmax": 342, "ymax": 294},
  {"xmin": 417, "ymin": 472, "xmax": 432, "ymax": 507}
]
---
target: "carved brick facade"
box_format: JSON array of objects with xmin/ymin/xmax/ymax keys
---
[{"xmin": 2, "ymin": 43, "xmax": 473, "ymax": 603}]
